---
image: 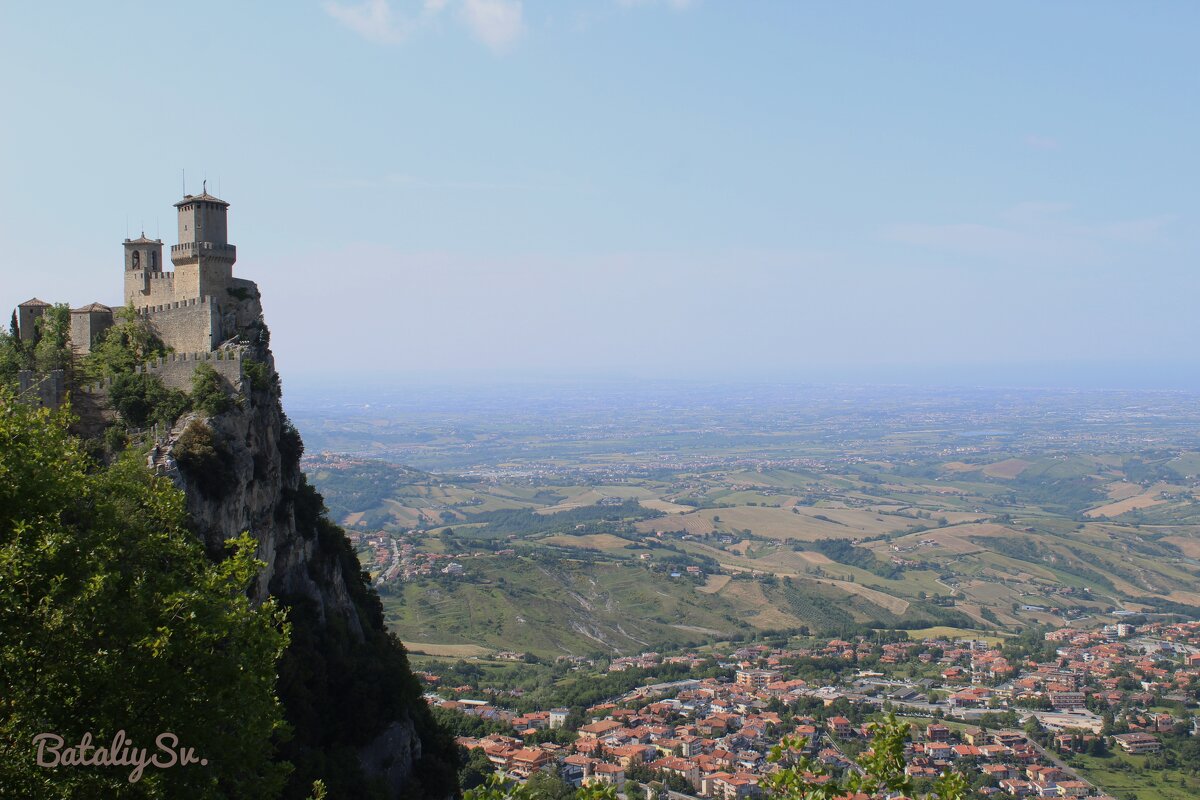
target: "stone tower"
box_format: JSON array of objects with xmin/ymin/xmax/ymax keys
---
[
  {"xmin": 171, "ymin": 185, "xmax": 236, "ymax": 301},
  {"xmin": 16, "ymin": 298, "xmax": 50, "ymax": 343},
  {"xmin": 123, "ymin": 234, "xmax": 168, "ymax": 307}
]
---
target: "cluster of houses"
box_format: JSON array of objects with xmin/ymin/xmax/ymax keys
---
[
  {"xmin": 348, "ymin": 530, "xmax": 477, "ymax": 583},
  {"xmin": 426, "ymin": 621, "xmax": 1200, "ymax": 799},
  {"xmin": 445, "ymin": 677, "xmax": 1119, "ymax": 799}
]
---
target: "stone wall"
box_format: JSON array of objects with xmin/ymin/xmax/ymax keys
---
[
  {"xmin": 125, "ymin": 269, "xmax": 177, "ymax": 308},
  {"xmin": 173, "ymin": 259, "xmax": 234, "ymax": 302},
  {"xmin": 17, "ymin": 369, "xmax": 65, "ymax": 409},
  {"xmin": 139, "ymin": 296, "xmax": 220, "ymax": 353},
  {"xmin": 134, "ymin": 350, "xmax": 244, "ymax": 393}
]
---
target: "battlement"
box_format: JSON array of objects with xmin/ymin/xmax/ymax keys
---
[
  {"xmin": 171, "ymin": 242, "xmax": 236, "ymax": 262},
  {"xmin": 79, "ymin": 375, "xmax": 117, "ymax": 394},
  {"xmin": 136, "ymin": 295, "xmax": 217, "ymax": 316},
  {"xmin": 135, "ymin": 349, "xmax": 245, "ymax": 393},
  {"xmin": 145, "ymin": 271, "xmax": 175, "ymax": 281},
  {"xmin": 17, "ymin": 370, "xmax": 66, "ymax": 409},
  {"xmin": 137, "ymin": 349, "xmax": 244, "ymax": 368},
  {"xmin": 77, "ymin": 351, "xmax": 245, "ymax": 408}
]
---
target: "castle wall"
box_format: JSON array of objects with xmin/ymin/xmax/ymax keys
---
[
  {"xmin": 133, "ymin": 350, "xmax": 244, "ymax": 393},
  {"xmin": 17, "ymin": 369, "xmax": 66, "ymax": 409},
  {"xmin": 125, "ymin": 270, "xmax": 177, "ymax": 308},
  {"xmin": 173, "ymin": 260, "xmax": 233, "ymax": 302},
  {"xmin": 69, "ymin": 310, "xmax": 114, "ymax": 355},
  {"xmin": 140, "ymin": 296, "xmax": 221, "ymax": 353}
]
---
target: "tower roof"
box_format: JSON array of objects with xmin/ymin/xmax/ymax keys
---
[
  {"xmin": 72, "ymin": 303, "xmax": 112, "ymax": 314},
  {"xmin": 175, "ymin": 192, "xmax": 229, "ymax": 208},
  {"xmin": 125, "ymin": 233, "xmax": 162, "ymax": 244},
  {"xmin": 19, "ymin": 297, "xmax": 50, "ymax": 308}
]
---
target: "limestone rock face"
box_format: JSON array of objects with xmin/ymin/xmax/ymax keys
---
[
  {"xmin": 164, "ymin": 288, "xmax": 455, "ymax": 799},
  {"xmin": 171, "ymin": 374, "xmax": 363, "ymax": 642}
]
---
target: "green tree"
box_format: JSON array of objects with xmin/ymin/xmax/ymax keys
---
[
  {"xmin": 173, "ymin": 419, "xmax": 236, "ymax": 499},
  {"xmin": 0, "ymin": 393, "xmax": 291, "ymax": 798},
  {"xmin": 459, "ymin": 747, "xmax": 497, "ymax": 791},
  {"xmin": 32, "ymin": 304, "xmax": 72, "ymax": 374},
  {"xmin": 524, "ymin": 771, "xmax": 575, "ymax": 800},
  {"xmin": 759, "ymin": 714, "xmax": 968, "ymax": 800},
  {"xmin": 109, "ymin": 373, "xmax": 191, "ymax": 429},
  {"xmin": 0, "ymin": 323, "xmax": 30, "ymax": 388}
]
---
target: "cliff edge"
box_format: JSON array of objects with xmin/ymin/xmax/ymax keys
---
[{"xmin": 163, "ymin": 285, "xmax": 458, "ymax": 799}]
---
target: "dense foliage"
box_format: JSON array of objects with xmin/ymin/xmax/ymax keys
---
[
  {"xmin": 0, "ymin": 392, "xmax": 290, "ymax": 798},
  {"xmin": 0, "ymin": 304, "xmax": 73, "ymax": 388},
  {"xmin": 108, "ymin": 372, "xmax": 191, "ymax": 429}
]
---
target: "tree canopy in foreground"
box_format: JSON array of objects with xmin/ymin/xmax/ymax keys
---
[{"xmin": 0, "ymin": 392, "xmax": 291, "ymax": 798}]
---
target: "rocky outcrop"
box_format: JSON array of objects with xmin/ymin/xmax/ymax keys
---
[{"xmin": 165, "ymin": 287, "xmax": 458, "ymax": 799}]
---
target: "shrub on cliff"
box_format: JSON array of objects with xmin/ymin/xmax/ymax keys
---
[
  {"xmin": 174, "ymin": 419, "xmax": 237, "ymax": 498},
  {"xmin": 191, "ymin": 362, "xmax": 234, "ymax": 416},
  {"xmin": 110, "ymin": 372, "xmax": 191, "ymax": 429},
  {"xmin": 244, "ymin": 359, "xmax": 279, "ymax": 395},
  {"xmin": 0, "ymin": 391, "xmax": 291, "ymax": 798}
]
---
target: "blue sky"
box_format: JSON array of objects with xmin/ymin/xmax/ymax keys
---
[{"xmin": 1, "ymin": 1, "xmax": 1197, "ymax": 387}]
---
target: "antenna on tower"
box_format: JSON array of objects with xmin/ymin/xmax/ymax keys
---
[
  {"xmin": 203, "ymin": 179, "xmax": 207, "ymax": 195},
  {"xmin": 182, "ymin": 169, "xmax": 186, "ymax": 196}
]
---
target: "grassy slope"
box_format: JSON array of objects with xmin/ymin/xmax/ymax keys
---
[{"xmin": 383, "ymin": 557, "xmax": 747, "ymax": 656}]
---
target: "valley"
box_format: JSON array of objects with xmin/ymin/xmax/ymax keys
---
[{"xmin": 294, "ymin": 382, "xmax": 1200, "ymax": 658}]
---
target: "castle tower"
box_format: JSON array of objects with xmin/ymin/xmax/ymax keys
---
[
  {"xmin": 123, "ymin": 233, "xmax": 166, "ymax": 306},
  {"xmin": 171, "ymin": 184, "xmax": 236, "ymax": 301},
  {"xmin": 16, "ymin": 298, "xmax": 50, "ymax": 343}
]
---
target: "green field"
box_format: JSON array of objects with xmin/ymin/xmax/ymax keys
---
[{"xmin": 1070, "ymin": 752, "xmax": 1200, "ymax": 800}]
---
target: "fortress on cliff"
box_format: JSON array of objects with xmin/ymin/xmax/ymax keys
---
[
  {"xmin": 13, "ymin": 188, "xmax": 261, "ymax": 400},
  {"xmin": 16, "ymin": 185, "xmax": 256, "ymax": 359}
]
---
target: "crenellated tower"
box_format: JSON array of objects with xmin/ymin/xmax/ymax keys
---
[
  {"xmin": 116, "ymin": 187, "xmax": 248, "ymax": 354},
  {"xmin": 170, "ymin": 185, "xmax": 236, "ymax": 302}
]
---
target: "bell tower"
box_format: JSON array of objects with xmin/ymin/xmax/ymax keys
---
[
  {"xmin": 123, "ymin": 233, "xmax": 166, "ymax": 306},
  {"xmin": 124, "ymin": 233, "xmax": 164, "ymax": 273}
]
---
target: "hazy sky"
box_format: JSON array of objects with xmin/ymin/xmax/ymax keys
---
[{"xmin": 2, "ymin": 2, "xmax": 1197, "ymax": 387}]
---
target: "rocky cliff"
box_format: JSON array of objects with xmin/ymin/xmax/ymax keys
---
[{"xmin": 163, "ymin": 287, "xmax": 458, "ymax": 800}]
